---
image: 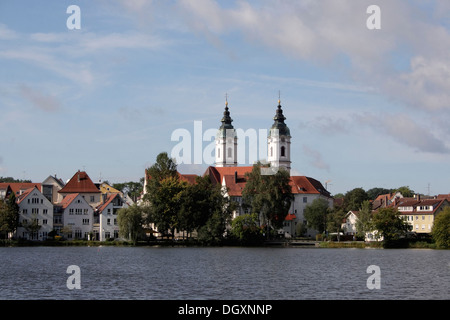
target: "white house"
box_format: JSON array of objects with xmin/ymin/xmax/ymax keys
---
[
  {"xmin": 95, "ymin": 193, "xmax": 129, "ymax": 241},
  {"xmin": 16, "ymin": 187, "xmax": 54, "ymax": 240},
  {"xmin": 60, "ymin": 193, "xmax": 94, "ymax": 240}
]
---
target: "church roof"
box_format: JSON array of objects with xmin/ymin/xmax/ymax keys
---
[
  {"xmin": 59, "ymin": 171, "xmax": 101, "ymax": 194},
  {"xmin": 217, "ymin": 101, "xmax": 235, "ymax": 138},
  {"xmin": 269, "ymin": 101, "xmax": 290, "ymax": 137},
  {"xmin": 203, "ymin": 166, "xmax": 331, "ymax": 198}
]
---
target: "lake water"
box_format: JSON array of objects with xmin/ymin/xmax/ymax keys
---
[{"xmin": 0, "ymin": 246, "xmax": 448, "ymax": 300}]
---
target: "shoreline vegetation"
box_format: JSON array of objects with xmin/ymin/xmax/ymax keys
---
[{"xmin": 0, "ymin": 238, "xmax": 443, "ymax": 249}]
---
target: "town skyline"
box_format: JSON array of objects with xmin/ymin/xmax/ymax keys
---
[{"xmin": 1, "ymin": 1, "xmax": 450, "ymax": 195}]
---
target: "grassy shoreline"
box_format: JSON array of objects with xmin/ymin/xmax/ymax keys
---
[{"xmin": 1, "ymin": 238, "xmax": 445, "ymax": 249}]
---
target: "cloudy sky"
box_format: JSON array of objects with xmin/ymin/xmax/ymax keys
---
[{"xmin": 1, "ymin": 0, "xmax": 449, "ymax": 195}]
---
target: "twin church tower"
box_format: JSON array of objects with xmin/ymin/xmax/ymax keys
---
[{"xmin": 215, "ymin": 97, "xmax": 292, "ymax": 173}]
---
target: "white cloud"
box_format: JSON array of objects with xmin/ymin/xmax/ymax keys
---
[{"xmin": 354, "ymin": 113, "xmax": 449, "ymax": 154}]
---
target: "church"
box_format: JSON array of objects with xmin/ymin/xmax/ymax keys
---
[
  {"xmin": 203, "ymin": 97, "xmax": 333, "ymax": 238},
  {"xmin": 143, "ymin": 97, "xmax": 333, "ymax": 238}
]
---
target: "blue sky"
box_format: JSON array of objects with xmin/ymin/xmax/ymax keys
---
[{"xmin": 1, "ymin": 0, "xmax": 450, "ymax": 196}]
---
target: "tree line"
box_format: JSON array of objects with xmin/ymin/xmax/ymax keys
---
[
  {"xmin": 117, "ymin": 152, "xmax": 293, "ymax": 245},
  {"xmin": 302, "ymin": 187, "xmax": 450, "ymax": 248}
]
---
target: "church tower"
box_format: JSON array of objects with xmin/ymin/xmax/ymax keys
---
[
  {"xmin": 215, "ymin": 98, "xmax": 237, "ymax": 167},
  {"xmin": 267, "ymin": 98, "xmax": 291, "ymax": 174}
]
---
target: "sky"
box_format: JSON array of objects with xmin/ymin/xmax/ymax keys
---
[{"xmin": 1, "ymin": 0, "xmax": 450, "ymax": 196}]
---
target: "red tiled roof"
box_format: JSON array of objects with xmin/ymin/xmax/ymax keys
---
[
  {"xmin": 16, "ymin": 187, "xmax": 36, "ymax": 204},
  {"xmin": 60, "ymin": 193, "xmax": 80, "ymax": 209},
  {"xmin": 178, "ymin": 173, "xmax": 198, "ymax": 184},
  {"xmin": 394, "ymin": 198, "xmax": 448, "ymax": 215},
  {"xmin": 0, "ymin": 182, "xmax": 42, "ymax": 197},
  {"xmin": 203, "ymin": 166, "xmax": 331, "ymax": 198},
  {"xmin": 59, "ymin": 171, "xmax": 100, "ymax": 194},
  {"xmin": 97, "ymin": 193, "xmax": 119, "ymax": 213},
  {"xmin": 285, "ymin": 213, "xmax": 297, "ymax": 221}
]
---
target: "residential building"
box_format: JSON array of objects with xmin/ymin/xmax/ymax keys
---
[
  {"xmin": 15, "ymin": 187, "xmax": 53, "ymax": 240},
  {"xmin": 59, "ymin": 170, "xmax": 102, "ymax": 207},
  {"xmin": 60, "ymin": 193, "xmax": 94, "ymax": 240},
  {"xmin": 42, "ymin": 175, "xmax": 65, "ymax": 204},
  {"xmin": 395, "ymin": 197, "xmax": 450, "ymax": 234},
  {"xmin": 95, "ymin": 193, "xmax": 129, "ymax": 241}
]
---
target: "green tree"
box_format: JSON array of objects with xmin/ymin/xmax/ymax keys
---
[
  {"xmin": 395, "ymin": 186, "xmax": 415, "ymax": 198},
  {"xmin": 371, "ymin": 207, "xmax": 412, "ymax": 244},
  {"xmin": 343, "ymin": 187, "xmax": 369, "ymax": 211},
  {"xmin": 149, "ymin": 176, "xmax": 187, "ymax": 239},
  {"xmin": 304, "ymin": 198, "xmax": 330, "ymax": 233},
  {"xmin": 355, "ymin": 200, "xmax": 373, "ymax": 239},
  {"xmin": 117, "ymin": 204, "xmax": 145, "ymax": 244},
  {"xmin": 327, "ymin": 207, "xmax": 346, "ymax": 241},
  {"xmin": 366, "ymin": 187, "xmax": 394, "ymax": 200},
  {"xmin": 432, "ymin": 207, "xmax": 450, "ymax": 248},
  {"xmin": 179, "ymin": 176, "xmax": 232, "ymax": 243},
  {"xmin": 112, "ymin": 180, "xmax": 144, "ymax": 202},
  {"xmin": 242, "ymin": 162, "xmax": 293, "ymax": 234},
  {"xmin": 230, "ymin": 213, "xmax": 264, "ymax": 244},
  {"xmin": 0, "ymin": 194, "xmax": 20, "ymax": 239}
]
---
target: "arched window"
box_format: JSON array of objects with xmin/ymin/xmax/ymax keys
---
[
  {"xmin": 281, "ymin": 146, "xmax": 286, "ymax": 157},
  {"xmin": 270, "ymin": 147, "xmax": 273, "ymax": 157},
  {"xmin": 228, "ymin": 147, "xmax": 232, "ymax": 157},
  {"xmin": 218, "ymin": 148, "xmax": 220, "ymax": 158}
]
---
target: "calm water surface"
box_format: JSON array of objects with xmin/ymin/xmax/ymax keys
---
[{"xmin": 0, "ymin": 246, "xmax": 448, "ymax": 300}]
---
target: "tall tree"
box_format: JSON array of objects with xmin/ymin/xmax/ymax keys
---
[
  {"xmin": 355, "ymin": 200, "xmax": 373, "ymax": 239},
  {"xmin": 117, "ymin": 204, "xmax": 145, "ymax": 244},
  {"xmin": 371, "ymin": 207, "xmax": 412, "ymax": 244},
  {"xmin": 343, "ymin": 187, "xmax": 369, "ymax": 211},
  {"xmin": 179, "ymin": 176, "xmax": 232, "ymax": 242},
  {"xmin": 432, "ymin": 207, "xmax": 450, "ymax": 248},
  {"xmin": 149, "ymin": 176, "xmax": 187, "ymax": 239},
  {"xmin": 304, "ymin": 198, "xmax": 330, "ymax": 234},
  {"xmin": 242, "ymin": 162, "xmax": 293, "ymax": 234},
  {"xmin": 0, "ymin": 194, "xmax": 20, "ymax": 239}
]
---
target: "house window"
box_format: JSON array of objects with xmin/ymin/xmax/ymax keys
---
[
  {"xmin": 107, "ymin": 218, "xmax": 111, "ymax": 225},
  {"xmin": 303, "ymin": 197, "xmax": 307, "ymax": 203},
  {"xmin": 43, "ymin": 209, "xmax": 48, "ymax": 214},
  {"xmin": 69, "ymin": 209, "xmax": 74, "ymax": 215},
  {"xmin": 43, "ymin": 219, "xmax": 48, "ymax": 225},
  {"xmin": 82, "ymin": 219, "xmax": 89, "ymax": 225},
  {"xmin": 90, "ymin": 196, "xmax": 95, "ymax": 203},
  {"xmin": 74, "ymin": 230, "xmax": 82, "ymax": 239}
]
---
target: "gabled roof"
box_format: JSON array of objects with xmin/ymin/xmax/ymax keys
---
[
  {"xmin": 394, "ymin": 198, "xmax": 449, "ymax": 215},
  {"xmin": 16, "ymin": 187, "xmax": 38, "ymax": 204},
  {"xmin": 59, "ymin": 171, "xmax": 100, "ymax": 194},
  {"xmin": 60, "ymin": 193, "xmax": 81, "ymax": 209},
  {"xmin": 0, "ymin": 182, "xmax": 42, "ymax": 197},
  {"xmin": 289, "ymin": 176, "xmax": 331, "ymax": 197},
  {"xmin": 203, "ymin": 166, "xmax": 331, "ymax": 198},
  {"xmin": 97, "ymin": 193, "xmax": 120, "ymax": 213}
]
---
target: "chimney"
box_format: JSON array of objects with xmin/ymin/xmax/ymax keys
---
[{"xmin": 234, "ymin": 171, "xmax": 238, "ymax": 183}]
